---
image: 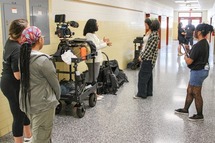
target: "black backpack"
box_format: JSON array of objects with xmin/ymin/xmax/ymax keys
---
[{"xmin": 97, "ymin": 52, "xmax": 128, "ymax": 95}]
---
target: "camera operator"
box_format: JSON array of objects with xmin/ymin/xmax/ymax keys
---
[{"xmin": 83, "ymin": 19, "xmax": 112, "ymax": 100}]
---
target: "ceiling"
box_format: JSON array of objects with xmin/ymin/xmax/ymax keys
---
[{"xmin": 151, "ymin": 0, "xmax": 215, "ymax": 11}]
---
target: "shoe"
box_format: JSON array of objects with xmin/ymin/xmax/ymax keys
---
[
  {"xmin": 97, "ymin": 95, "xmax": 104, "ymax": 101},
  {"xmin": 24, "ymin": 136, "xmax": 32, "ymax": 143},
  {"xmin": 133, "ymin": 95, "xmax": 141, "ymax": 99},
  {"xmin": 175, "ymin": 108, "xmax": 188, "ymax": 114},
  {"xmin": 189, "ymin": 114, "xmax": 204, "ymax": 121},
  {"xmin": 133, "ymin": 95, "xmax": 147, "ymax": 99},
  {"xmin": 85, "ymin": 84, "xmax": 92, "ymax": 90}
]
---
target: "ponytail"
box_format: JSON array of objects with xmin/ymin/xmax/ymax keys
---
[{"xmin": 20, "ymin": 43, "xmax": 32, "ymax": 112}]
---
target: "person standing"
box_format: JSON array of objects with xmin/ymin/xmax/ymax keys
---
[
  {"xmin": 83, "ymin": 19, "xmax": 112, "ymax": 100},
  {"xmin": 177, "ymin": 22, "xmax": 187, "ymax": 56},
  {"xmin": 175, "ymin": 23, "xmax": 213, "ymax": 121},
  {"xmin": 134, "ymin": 19, "xmax": 160, "ymax": 99},
  {"xmin": 19, "ymin": 26, "xmax": 61, "ymax": 143},
  {"xmin": 0, "ymin": 19, "xmax": 32, "ymax": 143},
  {"xmin": 185, "ymin": 20, "xmax": 195, "ymax": 47}
]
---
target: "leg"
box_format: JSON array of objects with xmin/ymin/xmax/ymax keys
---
[
  {"xmin": 178, "ymin": 44, "xmax": 183, "ymax": 56},
  {"xmin": 183, "ymin": 84, "xmax": 194, "ymax": 111},
  {"xmin": 30, "ymin": 108, "xmax": 55, "ymax": 143},
  {"xmin": 0, "ymin": 76, "xmax": 30, "ymax": 143},
  {"xmin": 86, "ymin": 62, "xmax": 100, "ymax": 83},
  {"xmin": 175, "ymin": 84, "xmax": 193, "ymax": 114},
  {"xmin": 193, "ymin": 86, "xmax": 203, "ymax": 115},
  {"xmin": 137, "ymin": 61, "xmax": 152, "ymax": 98},
  {"xmin": 23, "ymin": 125, "xmax": 32, "ymax": 138},
  {"xmin": 190, "ymin": 37, "xmax": 194, "ymax": 46},
  {"xmin": 147, "ymin": 72, "xmax": 153, "ymax": 96}
]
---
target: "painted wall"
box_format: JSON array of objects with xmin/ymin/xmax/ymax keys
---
[{"xmin": 0, "ymin": 0, "xmax": 173, "ymax": 136}]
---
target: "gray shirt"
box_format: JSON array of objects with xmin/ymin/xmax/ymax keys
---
[{"xmin": 20, "ymin": 50, "xmax": 61, "ymax": 114}]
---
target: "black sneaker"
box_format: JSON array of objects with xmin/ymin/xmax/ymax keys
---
[
  {"xmin": 175, "ymin": 108, "xmax": 189, "ymax": 114},
  {"xmin": 189, "ymin": 114, "xmax": 204, "ymax": 121}
]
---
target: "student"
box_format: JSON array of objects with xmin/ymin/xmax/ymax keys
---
[
  {"xmin": 185, "ymin": 20, "xmax": 195, "ymax": 47},
  {"xmin": 177, "ymin": 22, "xmax": 187, "ymax": 56},
  {"xmin": 19, "ymin": 26, "xmax": 61, "ymax": 143},
  {"xmin": 134, "ymin": 19, "xmax": 160, "ymax": 99},
  {"xmin": 175, "ymin": 23, "xmax": 213, "ymax": 121},
  {"xmin": 0, "ymin": 19, "xmax": 32, "ymax": 143},
  {"xmin": 83, "ymin": 19, "xmax": 112, "ymax": 100}
]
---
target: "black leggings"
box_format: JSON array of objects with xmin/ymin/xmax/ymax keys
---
[{"xmin": 1, "ymin": 75, "xmax": 30, "ymax": 137}]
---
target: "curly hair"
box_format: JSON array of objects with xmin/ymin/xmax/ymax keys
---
[{"xmin": 83, "ymin": 19, "xmax": 98, "ymax": 36}]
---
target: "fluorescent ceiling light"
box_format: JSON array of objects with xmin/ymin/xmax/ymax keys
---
[{"xmin": 174, "ymin": 0, "xmax": 199, "ymax": 3}]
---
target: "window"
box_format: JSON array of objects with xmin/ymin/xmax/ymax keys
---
[
  {"xmin": 190, "ymin": 12, "xmax": 202, "ymax": 17},
  {"xmin": 179, "ymin": 12, "xmax": 190, "ymax": 17}
]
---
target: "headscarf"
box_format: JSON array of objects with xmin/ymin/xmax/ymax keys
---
[{"xmin": 21, "ymin": 26, "xmax": 41, "ymax": 44}]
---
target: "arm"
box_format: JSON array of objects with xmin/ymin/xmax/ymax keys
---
[
  {"xmin": 11, "ymin": 47, "xmax": 20, "ymax": 80},
  {"xmin": 184, "ymin": 55, "xmax": 193, "ymax": 65},
  {"xmin": 41, "ymin": 58, "xmax": 61, "ymax": 100},
  {"xmin": 13, "ymin": 72, "xmax": 20, "ymax": 80},
  {"xmin": 86, "ymin": 33, "xmax": 108, "ymax": 50}
]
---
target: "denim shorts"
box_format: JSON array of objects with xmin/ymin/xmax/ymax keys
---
[{"xmin": 189, "ymin": 69, "xmax": 209, "ymax": 86}]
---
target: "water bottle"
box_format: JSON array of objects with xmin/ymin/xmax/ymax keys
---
[{"xmin": 80, "ymin": 46, "xmax": 87, "ymax": 60}]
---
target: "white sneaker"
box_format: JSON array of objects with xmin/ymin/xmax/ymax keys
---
[
  {"xmin": 97, "ymin": 95, "xmax": 104, "ymax": 101},
  {"xmin": 24, "ymin": 136, "xmax": 32, "ymax": 143}
]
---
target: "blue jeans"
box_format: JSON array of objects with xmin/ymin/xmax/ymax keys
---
[
  {"xmin": 189, "ymin": 69, "xmax": 209, "ymax": 86},
  {"xmin": 137, "ymin": 60, "xmax": 153, "ymax": 98}
]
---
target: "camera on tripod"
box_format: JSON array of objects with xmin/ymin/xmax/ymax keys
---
[{"xmin": 55, "ymin": 14, "xmax": 79, "ymax": 38}]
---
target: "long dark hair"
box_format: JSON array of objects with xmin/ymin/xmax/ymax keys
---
[
  {"xmin": 83, "ymin": 19, "xmax": 98, "ymax": 36},
  {"xmin": 20, "ymin": 43, "xmax": 33, "ymax": 112}
]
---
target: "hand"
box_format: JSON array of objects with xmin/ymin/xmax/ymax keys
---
[
  {"xmin": 138, "ymin": 56, "xmax": 142, "ymax": 62},
  {"xmin": 103, "ymin": 37, "xmax": 111, "ymax": 43},
  {"xmin": 184, "ymin": 55, "xmax": 187, "ymax": 60},
  {"xmin": 107, "ymin": 42, "xmax": 112, "ymax": 46}
]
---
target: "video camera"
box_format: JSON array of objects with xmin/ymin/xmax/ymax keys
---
[{"xmin": 55, "ymin": 14, "xmax": 79, "ymax": 38}]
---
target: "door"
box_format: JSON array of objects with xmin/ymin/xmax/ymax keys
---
[
  {"xmin": 31, "ymin": 6, "xmax": 50, "ymax": 45},
  {"xmin": 2, "ymin": 3, "xmax": 26, "ymax": 44}
]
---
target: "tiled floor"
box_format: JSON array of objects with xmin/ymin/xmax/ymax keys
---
[{"xmin": 1, "ymin": 41, "xmax": 215, "ymax": 143}]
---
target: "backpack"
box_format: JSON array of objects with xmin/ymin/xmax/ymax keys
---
[{"xmin": 97, "ymin": 52, "xmax": 128, "ymax": 95}]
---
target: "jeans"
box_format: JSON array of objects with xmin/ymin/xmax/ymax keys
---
[
  {"xmin": 189, "ymin": 69, "xmax": 209, "ymax": 86},
  {"xmin": 137, "ymin": 60, "xmax": 153, "ymax": 98}
]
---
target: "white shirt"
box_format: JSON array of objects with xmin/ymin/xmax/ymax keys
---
[
  {"xmin": 85, "ymin": 33, "xmax": 107, "ymax": 63},
  {"xmin": 142, "ymin": 33, "xmax": 150, "ymax": 52}
]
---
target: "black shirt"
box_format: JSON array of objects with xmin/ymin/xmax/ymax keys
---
[
  {"xmin": 185, "ymin": 24, "xmax": 195, "ymax": 38},
  {"xmin": 188, "ymin": 39, "xmax": 209, "ymax": 70},
  {"xmin": 178, "ymin": 27, "xmax": 186, "ymax": 43},
  {"xmin": 2, "ymin": 39, "xmax": 20, "ymax": 76}
]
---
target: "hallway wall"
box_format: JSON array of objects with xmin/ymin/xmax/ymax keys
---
[{"xmin": 0, "ymin": 0, "xmax": 173, "ymax": 136}]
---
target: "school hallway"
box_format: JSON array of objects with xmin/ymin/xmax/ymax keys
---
[{"xmin": 0, "ymin": 40, "xmax": 214, "ymax": 143}]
